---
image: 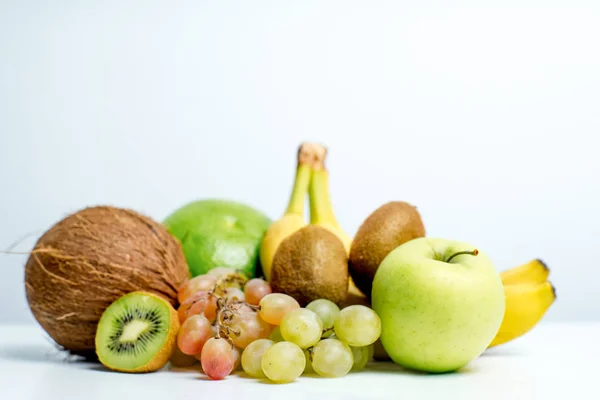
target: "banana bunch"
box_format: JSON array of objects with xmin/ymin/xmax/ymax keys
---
[
  {"xmin": 259, "ymin": 142, "xmax": 365, "ymax": 298},
  {"xmin": 489, "ymin": 259, "xmax": 556, "ymax": 347}
]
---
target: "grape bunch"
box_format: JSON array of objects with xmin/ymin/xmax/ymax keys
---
[
  {"xmin": 174, "ymin": 267, "xmax": 273, "ymax": 379},
  {"xmin": 252, "ymin": 297, "xmax": 381, "ymax": 382},
  {"xmin": 173, "ymin": 268, "xmax": 381, "ymax": 383}
]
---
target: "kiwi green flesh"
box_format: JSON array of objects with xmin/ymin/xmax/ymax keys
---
[{"xmin": 96, "ymin": 292, "xmax": 172, "ymax": 371}]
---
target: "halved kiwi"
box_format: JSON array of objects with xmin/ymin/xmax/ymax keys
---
[{"xmin": 95, "ymin": 291, "xmax": 180, "ymax": 373}]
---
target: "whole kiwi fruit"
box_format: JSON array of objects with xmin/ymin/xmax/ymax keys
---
[
  {"xmin": 349, "ymin": 201, "xmax": 425, "ymax": 297},
  {"xmin": 270, "ymin": 225, "xmax": 348, "ymax": 306}
]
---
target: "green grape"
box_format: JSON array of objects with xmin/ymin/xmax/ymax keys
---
[
  {"xmin": 303, "ymin": 349, "xmax": 314, "ymax": 374},
  {"xmin": 311, "ymin": 339, "xmax": 353, "ymax": 378},
  {"xmin": 350, "ymin": 344, "xmax": 374, "ymax": 371},
  {"xmin": 334, "ymin": 305, "xmax": 381, "ymax": 347},
  {"xmin": 306, "ymin": 299, "xmax": 340, "ymax": 332},
  {"xmin": 280, "ymin": 308, "xmax": 323, "ymax": 349},
  {"xmin": 269, "ymin": 326, "xmax": 284, "ymax": 342},
  {"xmin": 261, "ymin": 342, "xmax": 305, "ymax": 383},
  {"xmin": 241, "ymin": 339, "xmax": 274, "ymax": 378},
  {"xmin": 321, "ymin": 329, "xmax": 335, "ymax": 338}
]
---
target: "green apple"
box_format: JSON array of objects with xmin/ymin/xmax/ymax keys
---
[{"xmin": 371, "ymin": 237, "xmax": 505, "ymax": 373}]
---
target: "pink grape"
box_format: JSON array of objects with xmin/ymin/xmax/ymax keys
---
[
  {"xmin": 201, "ymin": 337, "xmax": 235, "ymax": 380},
  {"xmin": 201, "ymin": 345, "xmax": 240, "ymax": 370},
  {"xmin": 231, "ymin": 303, "xmax": 254, "ymax": 314},
  {"xmin": 244, "ymin": 279, "xmax": 272, "ymax": 305},
  {"xmin": 227, "ymin": 312, "xmax": 273, "ymax": 349},
  {"xmin": 258, "ymin": 293, "xmax": 300, "ymax": 325},
  {"xmin": 178, "ymin": 275, "xmax": 217, "ymax": 304},
  {"xmin": 177, "ymin": 315, "xmax": 212, "ymax": 356},
  {"xmin": 232, "ymin": 347, "xmax": 242, "ymax": 371},
  {"xmin": 204, "ymin": 295, "xmax": 218, "ymax": 322},
  {"xmin": 177, "ymin": 292, "xmax": 208, "ymax": 323}
]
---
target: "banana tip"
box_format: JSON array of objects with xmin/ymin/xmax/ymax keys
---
[
  {"xmin": 551, "ymin": 283, "xmax": 557, "ymax": 299},
  {"xmin": 536, "ymin": 258, "xmax": 549, "ymax": 271}
]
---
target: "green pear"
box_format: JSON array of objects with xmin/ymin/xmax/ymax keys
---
[{"xmin": 372, "ymin": 238, "xmax": 505, "ymax": 373}]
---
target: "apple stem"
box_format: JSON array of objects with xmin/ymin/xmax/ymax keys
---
[{"xmin": 447, "ymin": 249, "xmax": 479, "ymax": 263}]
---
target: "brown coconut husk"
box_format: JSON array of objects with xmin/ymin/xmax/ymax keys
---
[{"xmin": 24, "ymin": 206, "xmax": 190, "ymax": 357}]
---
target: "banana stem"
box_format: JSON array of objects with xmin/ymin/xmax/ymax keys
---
[
  {"xmin": 285, "ymin": 164, "xmax": 312, "ymax": 216},
  {"xmin": 285, "ymin": 143, "xmax": 316, "ymax": 216}
]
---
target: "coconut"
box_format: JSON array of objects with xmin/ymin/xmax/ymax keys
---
[{"xmin": 24, "ymin": 206, "xmax": 189, "ymax": 358}]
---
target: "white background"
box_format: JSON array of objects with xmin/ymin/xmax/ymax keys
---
[{"xmin": 0, "ymin": 0, "xmax": 598, "ymax": 324}]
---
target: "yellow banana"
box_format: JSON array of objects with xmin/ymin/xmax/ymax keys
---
[
  {"xmin": 500, "ymin": 259, "xmax": 549, "ymax": 286},
  {"xmin": 309, "ymin": 145, "xmax": 364, "ymax": 298},
  {"xmin": 489, "ymin": 281, "xmax": 556, "ymax": 348},
  {"xmin": 260, "ymin": 144, "xmax": 313, "ymax": 281}
]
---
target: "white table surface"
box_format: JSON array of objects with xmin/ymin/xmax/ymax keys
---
[{"xmin": 0, "ymin": 322, "xmax": 598, "ymax": 400}]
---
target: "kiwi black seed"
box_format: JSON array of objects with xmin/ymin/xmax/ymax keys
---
[
  {"xmin": 349, "ymin": 201, "xmax": 426, "ymax": 297},
  {"xmin": 95, "ymin": 291, "xmax": 180, "ymax": 373},
  {"xmin": 270, "ymin": 225, "xmax": 348, "ymax": 306}
]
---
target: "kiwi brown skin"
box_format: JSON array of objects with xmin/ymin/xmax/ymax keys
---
[
  {"xmin": 349, "ymin": 201, "xmax": 425, "ymax": 297},
  {"xmin": 95, "ymin": 291, "xmax": 180, "ymax": 373},
  {"xmin": 270, "ymin": 225, "xmax": 348, "ymax": 306}
]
